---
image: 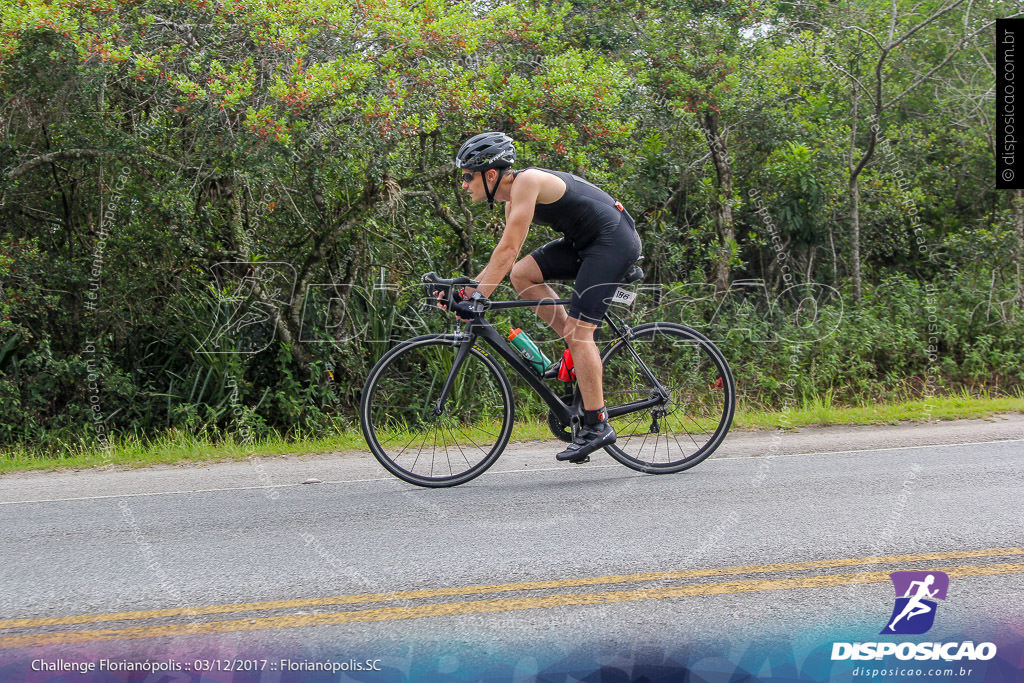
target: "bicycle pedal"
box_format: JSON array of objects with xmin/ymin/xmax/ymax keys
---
[{"xmin": 568, "ymin": 455, "xmax": 590, "ymax": 464}]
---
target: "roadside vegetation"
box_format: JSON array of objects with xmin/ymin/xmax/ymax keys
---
[
  {"xmin": 1, "ymin": 0, "xmax": 1021, "ymax": 466},
  {"xmin": 3, "ymin": 393, "xmax": 1020, "ymax": 474}
]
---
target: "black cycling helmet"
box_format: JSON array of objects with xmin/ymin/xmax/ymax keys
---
[
  {"xmin": 455, "ymin": 132, "xmax": 515, "ymax": 208},
  {"xmin": 455, "ymin": 131, "xmax": 516, "ymax": 171}
]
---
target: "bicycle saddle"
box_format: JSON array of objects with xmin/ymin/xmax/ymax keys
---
[{"xmin": 621, "ymin": 264, "xmax": 644, "ymax": 284}]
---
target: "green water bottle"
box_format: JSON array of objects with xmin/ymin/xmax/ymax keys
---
[{"xmin": 508, "ymin": 328, "xmax": 551, "ymax": 374}]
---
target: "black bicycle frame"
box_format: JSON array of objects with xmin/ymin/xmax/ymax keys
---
[{"xmin": 433, "ymin": 297, "xmax": 668, "ymax": 427}]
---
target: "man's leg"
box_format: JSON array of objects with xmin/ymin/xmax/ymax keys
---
[
  {"xmin": 510, "ymin": 256, "xmax": 570, "ymax": 338},
  {"xmin": 555, "ymin": 315, "xmax": 616, "ymax": 462},
  {"xmin": 562, "ymin": 316, "xmax": 603, "ymax": 410},
  {"xmin": 551, "ymin": 220, "xmax": 639, "ymax": 461}
]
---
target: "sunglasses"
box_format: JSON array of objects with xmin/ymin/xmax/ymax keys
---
[{"xmin": 461, "ymin": 172, "xmax": 475, "ymax": 182}]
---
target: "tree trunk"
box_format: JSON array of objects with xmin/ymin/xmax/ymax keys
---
[
  {"xmin": 1015, "ymin": 189, "xmax": 1024, "ymax": 302},
  {"xmin": 703, "ymin": 110, "xmax": 735, "ymax": 294},
  {"xmin": 849, "ymin": 177, "xmax": 862, "ymax": 301},
  {"xmin": 225, "ymin": 177, "xmax": 312, "ymax": 370},
  {"xmin": 848, "ymin": 64, "xmax": 863, "ymax": 302},
  {"xmin": 451, "ymin": 182, "xmax": 474, "ymax": 273}
]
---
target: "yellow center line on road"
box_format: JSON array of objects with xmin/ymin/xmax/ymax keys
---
[
  {"xmin": 1, "ymin": 547, "xmax": 1021, "ymax": 631},
  {"xmin": 2, "ymin": 562, "xmax": 1022, "ymax": 650}
]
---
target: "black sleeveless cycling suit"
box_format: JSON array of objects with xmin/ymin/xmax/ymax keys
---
[{"xmin": 514, "ymin": 167, "xmax": 641, "ymax": 324}]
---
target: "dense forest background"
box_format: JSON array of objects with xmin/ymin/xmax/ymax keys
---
[{"xmin": 1, "ymin": 0, "xmax": 1021, "ymax": 452}]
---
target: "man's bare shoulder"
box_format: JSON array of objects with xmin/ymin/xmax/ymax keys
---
[{"xmin": 512, "ymin": 168, "xmax": 565, "ymax": 204}]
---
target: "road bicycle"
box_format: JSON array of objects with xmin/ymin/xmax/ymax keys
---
[{"xmin": 359, "ymin": 267, "xmax": 735, "ymax": 487}]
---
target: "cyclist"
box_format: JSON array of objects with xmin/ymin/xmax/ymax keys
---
[{"xmin": 451, "ymin": 131, "xmax": 642, "ymax": 462}]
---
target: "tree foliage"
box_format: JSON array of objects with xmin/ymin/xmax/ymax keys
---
[{"xmin": 0, "ymin": 0, "xmax": 1019, "ymax": 451}]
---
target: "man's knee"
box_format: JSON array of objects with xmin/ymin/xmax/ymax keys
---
[
  {"xmin": 563, "ymin": 317, "xmax": 597, "ymax": 346},
  {"xmin": 510, "ymin": 258, "xmax": 541, "ymax": 289}
]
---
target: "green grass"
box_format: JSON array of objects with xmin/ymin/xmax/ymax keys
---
[
  {"xmin": 2, "ymin": 393, "xmax": 1022, "ymax": 474},
  {"xmin": 735, "ymin": 393, "xmax": 1024, "ymax": 430},
  {"xmin": 0, "ymin": 429, "xmax": 369, "ymax": 475}
]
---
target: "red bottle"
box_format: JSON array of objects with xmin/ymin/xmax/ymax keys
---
[{"xmin": 557, "ymin": 348, "xmax": 575, "ymax": 382}]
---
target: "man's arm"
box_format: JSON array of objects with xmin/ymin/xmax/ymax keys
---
[{"xmin": 469, "ymin": 172, "xmax": 540, "ymax": 298}]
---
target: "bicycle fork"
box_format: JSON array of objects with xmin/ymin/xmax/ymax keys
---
[{"xmin": 432, "ymin": 333, "xmax": 476, "ymax": 416}]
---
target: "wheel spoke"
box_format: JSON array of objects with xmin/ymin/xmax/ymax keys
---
[
  {"xmin": 430, "ymin": 422, "xmax": 439, "ymax": 478},
  {"xmin": 676, "ymin": 415, "xmax": 701, "ymax": 448},
  {"xmin": 443, "ymin": 422, "xmax": 475, "ymax": 471},
  {"xmin": 670, "ymin": 430, "xmax": 692, "ymax": 460},
  {"xmin": 453, "ymin": 424, "xmax": 490, "ymax": 457},
  {"xmin": 394, "ymin": 428, "xmax": 424, "ymax": 460},
  {"xmin": 615, "ymin": 409, "xmax": 648, "ymax": 438}
]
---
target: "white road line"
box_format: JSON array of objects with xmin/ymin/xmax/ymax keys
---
[
  {"xmin": 0, "ymin": 478, "xmax": 394, "ymax": 506},
  {"xmin": 0, "ymin": 439, "xmax": 1020, "ymax": 506},
  {"xmin": 712, "ymin": 438, "xmax": 1024, "ymax": 460}
]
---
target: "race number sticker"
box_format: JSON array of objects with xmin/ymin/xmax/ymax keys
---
[{"xmin": 611, "ymin": 287, "xmax": 636, "ymax": 305}]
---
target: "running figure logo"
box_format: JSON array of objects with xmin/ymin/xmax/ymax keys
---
[{"xmin": 881, "ymin": 571, "xmax": 949, "ymax": 635}]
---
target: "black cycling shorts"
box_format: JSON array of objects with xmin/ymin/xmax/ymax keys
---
[{"xmin": 529, "ymin": 214, "xmax": 642, "ymax": 325}]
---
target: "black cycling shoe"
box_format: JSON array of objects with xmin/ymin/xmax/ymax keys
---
[{"xmin": 556, "ymin": 421, "xmax": 616, "ymax": 462}]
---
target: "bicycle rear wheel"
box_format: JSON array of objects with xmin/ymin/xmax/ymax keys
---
[
  {"xmin": 601, "ymin": 322, "xmax": 734, "ymax": 473},
  {"xmin": 360, "ymin": 336, "xmax": 514, "ymax": 487}
]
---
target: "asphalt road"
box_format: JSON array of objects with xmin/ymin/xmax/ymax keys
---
[{"xmin": 0, "ymin": 419, "xmax": 1022, "ymax": 680}]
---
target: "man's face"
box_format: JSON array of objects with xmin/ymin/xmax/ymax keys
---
[{"xmin": 461, "ymin": 170, "xmax": 485, "ymax": 202}]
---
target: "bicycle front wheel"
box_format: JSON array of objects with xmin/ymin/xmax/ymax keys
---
[
  {"xmin": 359, "ymin": 336, "xmax": 514, "ymax": 487},
  {"xmin": 601, "ymin": 322, "xmax": 735, "ymax": 473}
]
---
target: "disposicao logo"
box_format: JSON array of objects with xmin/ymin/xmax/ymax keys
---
[
  {"xmin": 831, "ymin": 570, "xmax": 997, "ymax": 662},
  {"xmin": 881, "ymin": 571, "xmax": 948, "ymax": 635}
]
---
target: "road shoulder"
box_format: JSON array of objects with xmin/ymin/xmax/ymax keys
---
[{"xmin": 1, "ymin": 414, "xmax": 1021, "ymax": 504}]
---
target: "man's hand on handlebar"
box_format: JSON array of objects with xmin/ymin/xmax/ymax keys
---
[
  {"xmin": 433, "ymin": 286, "xmax": 478, "ymax": 321},
  {"xmin": 451, "ymin": 299, "xmax": 479, "ymax": 321},
  {"xmin": 423, "ymin": 273, "xmax": 484, "ymax": 321},
  {"xmin": 433, "ymin": 287, "xmax": 485, "ymax": 321}
]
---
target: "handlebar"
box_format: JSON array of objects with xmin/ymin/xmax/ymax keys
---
[{"xmin": 422, "ymin": 272, "xmax": 488, "ymax": 317}]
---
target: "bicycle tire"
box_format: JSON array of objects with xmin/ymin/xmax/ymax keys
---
[
  {"xmin": 600, "ymin": 322, "xmax": 735, "ymax": 473},
  {"xmin": 359, "ymin": 335, "xmax": 514, "ymax": 487}
]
